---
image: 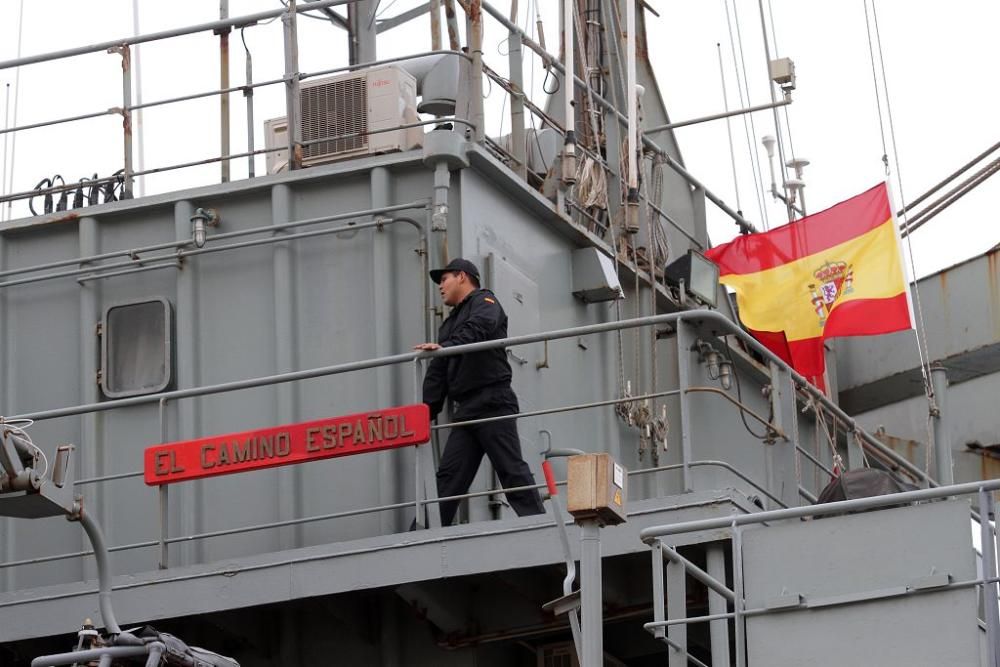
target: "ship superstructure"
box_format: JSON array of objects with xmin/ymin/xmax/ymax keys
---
[{"xmin": 1, "ymin": 2, "xmax": 999, "ymax": 666}]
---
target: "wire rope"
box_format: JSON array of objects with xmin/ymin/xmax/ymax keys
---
[
  {"xmin": 864, "ymin": 0, "xmax": 937, "ymax": 470},
  {"xmin": 724, "ymin": 0, "xmax": 769, "ymax": 230}
]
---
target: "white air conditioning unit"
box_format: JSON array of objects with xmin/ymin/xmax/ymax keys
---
[{"xmin": 264, "ymin": 65, "xmax": 423, "ymax": 174}]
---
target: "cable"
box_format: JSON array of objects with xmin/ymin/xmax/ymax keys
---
[
  {"xmin": 717, "ymin": 42, "xmax": 742, "ymax": 215},
  {"xmin": 724, "ymin": 0, "xmax": 769, "ymax": 230},
  {"xmin": 722, "ymin": 337, "xmax": 770, "ymax": 440},
  {"xmin": 0, "ymin": 416, "xmax": 47, "ymax": 479},
  {"xmin": 869, "ymin": 1, "xmax": 935, "ymax": 411}
]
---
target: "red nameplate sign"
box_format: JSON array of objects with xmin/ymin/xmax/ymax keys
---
[{"xmin": 144, "ymin": 403, "xmax": 430, "ymax": 485}]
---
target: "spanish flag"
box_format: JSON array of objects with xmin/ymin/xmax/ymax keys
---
[{"xmin": 705, "ymin": 183, "xmax": 912, "ymax": 385}]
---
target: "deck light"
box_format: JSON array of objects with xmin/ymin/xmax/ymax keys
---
[{"xmin": 664, "ymin": 249, "xmax": 720, "ymax": 308}]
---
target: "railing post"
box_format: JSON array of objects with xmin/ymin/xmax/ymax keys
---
[
  {"xmin": 413, "ymin": 358, "xmax": 441, "ymax": 529},
  {"xmin": 468, "ymin": 0, "xmax": 485, "ymax": 143},
  {"xmin": 707, "ymin": 543, "xmax": 731, "ymax": 667},
  {"xmin": 580, "ymin": 519, "xmax": 603, "ymax": 667},
  {"xmin": 506, "ymin": 22, "xmax": 528, "ymax": 180},
  {"xmin": 731, "ymin": 522, "xmax": 747, "ymax": 667},
  {"xmin": 109, "ymin": 45, "xmax": 135, "ymax": 199},
  {"xmin": 650, "ymin": 540, "xmax": 665, "ymax": 639},
  {"xmin": 666, "ymin": 553, "xmax": 687, "ymax": 667},
  {"xmin": 980, "ymin": 488, "xmax": 1000, "ymax": 667},
  {"xmin": 218, "ymin": 0, "xmax": 231, "ymax": 183},
  {"xmin": 282, "ymin": 0, "xmax": 303, "ymax": 170},
  {"xmin": 931, "ymin": 363, "xmax": 954, "ymax": 486},
  {"xmin": 766, "ymin": 361, "xmax": 800, "ymax": 508},
  {"xmin": 676, "ymin": 320, "xmax": 693, "ymax": 492}
]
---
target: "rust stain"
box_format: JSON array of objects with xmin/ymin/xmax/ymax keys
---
[
  {"xmin": 47, "ymin": 211, "xmax": 80, "ymax": 225},
  {"xmin": 988, "ymin": 249, "xmax": 1000, "ymax": 339}
]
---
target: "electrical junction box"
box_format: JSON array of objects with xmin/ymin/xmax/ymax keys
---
[
  {"xmin": 567, "ymin": 453, "xmax": 627, "ymax": 525},
  {"xmin": 769, "ymin": 57, "xmax": 796, "ymax": 89},
  {"xmin": 572, "ymin": 247, "xmax": 624, "ymax": 303}
]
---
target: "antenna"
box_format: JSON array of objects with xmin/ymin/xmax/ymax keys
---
[{"xmin": 2, "ymin": 83, "xmax": 9, "ymax": 223}]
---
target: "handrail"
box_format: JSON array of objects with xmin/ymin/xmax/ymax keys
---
[
  {"xmin": 0, "ymin": 460, "xmax": 771, "ymax": 572},
  {"xmin": 9, "ymin": 310, "xmax": 927, "ymax": 487},
  {"xmin": 640, "ymin": 477, "xmax": 1000, "ymax": 543},
  {"xmin": 0, "ymin": 201, "xmax": 427, "ymax": 282},
  {"xmin": 0, "ymin": 0, "xmax": 355, "ymax": 71}
]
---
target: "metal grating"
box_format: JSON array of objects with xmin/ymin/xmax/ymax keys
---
[{"xmin": 300, "ymin": 75, "xmax": 368, "ymax": 158}]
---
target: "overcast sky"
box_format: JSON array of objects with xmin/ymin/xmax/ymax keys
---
[{"xmin": 1, "ymin": 1, "xmax": 997, "ymax": 278}]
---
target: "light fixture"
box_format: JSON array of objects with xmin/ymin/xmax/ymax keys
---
[
  {"xmin": 664, "ymin": 249, "xmax": 720, "ymax": 308},
  {"xmin": 190, "ymin": 208, "xmax": 219, "ymax": 249},
  {"xmin": 718, "ymin": 359, "xmax": 733, "ymax": 390}
]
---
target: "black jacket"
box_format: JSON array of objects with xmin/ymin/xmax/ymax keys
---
[{"xmin": 422, "ymin": 288, "xmax": 516, "ymax": 420}]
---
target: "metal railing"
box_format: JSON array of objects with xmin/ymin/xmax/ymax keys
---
[
  {"xmin": 1, "ymin": 309, "xmax": 928, "ymax": 580},
  {"xmin": 0, "ymin": 0, "xmax": 753, "ymax": 253},
  {"xmin": 641, "ymin": 478, "xmax": 1000, "ymax": 667}
]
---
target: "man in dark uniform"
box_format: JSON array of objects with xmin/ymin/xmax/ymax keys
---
[{"xmin": 414, "ymin": 258, "xmax": 546, "ymax": 526}]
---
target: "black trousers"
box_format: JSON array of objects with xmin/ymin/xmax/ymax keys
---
[{"xmin": 437, "ymin": 408, "xmax": 546, "ymax": 526}]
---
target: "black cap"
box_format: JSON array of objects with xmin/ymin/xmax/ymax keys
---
[{"xmin": 430, "ymin": 257, "xmax": 481, "ymax": 285}]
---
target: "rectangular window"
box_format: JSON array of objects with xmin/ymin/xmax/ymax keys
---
[{"xmin": 100, "ymin": 298, "xmax": 173, "ymax": 398}]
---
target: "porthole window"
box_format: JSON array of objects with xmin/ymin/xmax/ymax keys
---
[{"xmin": 100, "ymin": 298, "xmax": 173, "ymax": 398}]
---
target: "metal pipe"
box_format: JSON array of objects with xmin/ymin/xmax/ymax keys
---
[
  {"xmin": 676, "ymin": 321, "xmax": 694, "ymax": 492},
  {"xmin": 980, "ymin": 488, "xmax": 1000, "ymax": 667},
  {"xmin": 6, "ymin": 310, "xmax": 905, "ymax": 488},
  {"xmin": 930, "ymin": 363, "xmax": 954, "ymax": 486},
  {"xmin": 469, "ymin": 0, "xmax": 485, "ymax": 143},
  {"xmin": 0, "ymin": 459, "xmax": 773, "ymax": 572},
  {"xmin": 624, "ymin": 0, "xmax": 639, "ymax": 231},
  {"xmin": 77, "ymin": 508, "xmax": 122, "ymax": 635},
  {"xmin": 144, "ymin": 643, "xmax": 165, "ymax": 667},
  {"xmin": 0, "ymin": 48, "xmax": 469, "ymax": 140},
  {"xmin": 115, "ymin": 45, "xmax": 134, "ymax": 199},
  {"xmin": 283, "ymin": 0, "xmax": 303, "ymax": 170},
  {"xmin": 0, "ymin": 115, "xmax": 467, "ymax": 208},
  {"xmin": 435, "ymin": 389, "xmax": 681, "ymax": 429},
  {"xmin": 645, "ymin": 611, "xmax": 736, "ymax": 629},
  {"xmin": 561, "ymin": 0, "xmax": 577, "ymax": 185},
  {"xmin": 507, "ymin": 20, "xmax": 528, "ymax": 180},
  {"xmin": 443, "ymin": 0, "xmax": 461, "ymax": 50},
  {"xmin": 31, "ymin": 646, "xmax": 150, "ymax": 667},
  {"xmin": 220, "ymin": 0, "xmax": 231, "ymax": 183},
  {"xmin": 430, "ymin": 0, "xmax": 442, "ymax": 49},
  {"xmin": 641, "ymin": 478, "xmax": 1000, "ymax": 542},
  {"xmin": 1, "ymin": 202, "xmax": 426, "ymax": 285},
  {"xmin": 0, "ymin": 496, "xmax": 738, "ymax": 607},
  {"xmin": 647, "ymin": 97, "xmax": 792, "ymax": 133},
  {"xmin": 579, "ymin": 519, "xmax": 603, "ymax": 667},
  {"xmin": 650, "ymin": 541, "xmax": 666, "ymax": 639},
  {"xmin": 757, "ymin": 0, "xmax": 791, "ymax": 223},
  {"xmin": 479, "ymin": 1, "xmax": 757, "ymax": 234},
  {"xmin": 6, "ymin": 307, "xmax": 920, "ymax": 489},
  {"xmin": 660, "ymin": 543, "xmax": 735, "ymax": 602},
  {"xmin": 902, "ymin": 156, "xmax": 1000, "ymax": 237},
  {"xmin": 666, "ymin": 553, "xmax": 687, "ymax": 666},
  {"xmin": 0, "ymin": 0, "xmax": 359, "ymax": 72},
  {"xmin": 731, "ymin": 522, "xmax": 746, "ymax": 667},
  {"xmin": 897, "ymin": 138, "xmax": 1000, "ymax": 217},
  {"xmin": 706, "ymin": 544, "xmax": 732, "ymax": 667},
  {"xmin": 244, "ymin": 30, "xmax": 256, "ymax": 178}
]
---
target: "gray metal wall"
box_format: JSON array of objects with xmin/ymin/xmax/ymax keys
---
[{"xmin": 0, "ymin": 144, "xmax": 839, "ymax": 607}]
